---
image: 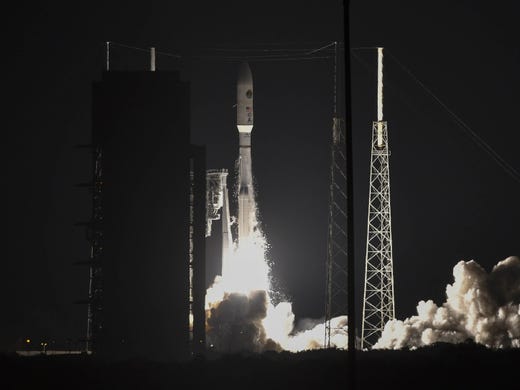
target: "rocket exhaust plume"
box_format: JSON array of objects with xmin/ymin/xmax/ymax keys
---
[
  {"xmin": 375, "ymin": 256, "xmax": 520, "ymax": 349},
  {"xmin": 205, "ymin": 63, "xmax": 349, "ymax": 353}
]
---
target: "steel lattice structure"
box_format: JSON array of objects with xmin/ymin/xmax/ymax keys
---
[
  {"xmin": 361, "ymin": 119, "xmax": 395, "ymax": 349},
  {"xmin": 85, "ymin": 145, "xmax": 104, "ymax": 353},
  {"xmin": 324, "ymin": 116, "xmax": 349, "ymax": 348},
  {"xmin": 324, "ymin": 41, "xmax": 349, "ymax": 349}
]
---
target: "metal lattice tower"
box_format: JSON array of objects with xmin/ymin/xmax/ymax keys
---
[
  {"xmin": 361, "ymin": 47, "xmax": 395, "ymax": 349},
  {"xmin": 85, "ymin": 145, "xmax": 104, "ymax": 353},
  {"xmin": 325, "ymin": 42, "xmax": 349, "ymax": 348}
]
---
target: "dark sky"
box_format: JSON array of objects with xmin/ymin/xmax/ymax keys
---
[{"xmin": 5, "ymin": 1, "xmax": 519, "ymax": 350}]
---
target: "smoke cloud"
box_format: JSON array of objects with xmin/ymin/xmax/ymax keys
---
[
  {"xmin": 205, "ymin": 178, "xmax": 350, "ymax": 353},
  {"xmin": 206, "ymin": 287, "xmax": 349, "ymax": 353},
  {"xmin": 206, "ymin": 290, "xmax": 282, "ymax": 353},
  {"xmin": 375, "ymin": 256, "xmax": 520, "ymax": 349}
]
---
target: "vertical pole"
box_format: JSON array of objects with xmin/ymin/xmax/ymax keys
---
[
  {"xmin": 377, "ymin": 47, "xmax": 383, "ymax": 122},
  {"xmin": 188, "ymin": 157, "xmax": 194, "ymax": 352},
  {"xmin": 343, "ymin": 0, "xmax": 356, "ymax": 387},
  {"xmin": 106, "ymin": 41, "xmax": 110, "ymax": 71},
  {"xmin": 377, "ymin": 48, "xmax": 384, "ymax": 148},
  {"xmin": 333, "ymin": 41, "xmax": 338, "ymax": 116},
  {"xmin": 150, "ymin": 47, "xmax": 156, "ymax": 71}
]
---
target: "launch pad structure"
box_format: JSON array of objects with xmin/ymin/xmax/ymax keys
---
[
  {"xmin": 78, "ymin": 46, "xmax": 207, "ymax": 360},
  {"xmin": 84, "ymin": 145, "xmax": 104, "ymax": 353},
  {"xmin": 79, "ymin": 34, "xmax": 362, "ymax": 357},
  {"xmin": 361, "ymin": 47, "xmax": 396, "ymax": 349},
  {"xmin": 324, "ymin": 42, "xmax": 349, "ymax": 348},
  {"xmin": 206, "ymin": 169, "xmax": 232, "ymax": 275},
  {"xmin": 324, "ymin": 43, "xmax": 396, "ymax": 351}
]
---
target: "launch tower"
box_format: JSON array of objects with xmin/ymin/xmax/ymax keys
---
[
  {"xmin": 361, "ymin": 47, "xmax": 395, "ymax": 349},
  {"xmin": 80, "ymin": 46, "xmax": 207, "ymax": 360},
  {"xmin": 324, "ymin": 42, "xmax": 349, "ymax": 348}
]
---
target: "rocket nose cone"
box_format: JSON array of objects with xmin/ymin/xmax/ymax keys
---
[{"xmin": 237, "ymin": 62, "xmax": 253, "ymax": 86}]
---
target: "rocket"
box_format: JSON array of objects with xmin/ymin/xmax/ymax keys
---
[{"xmin": 236, "ymin": 62, "xmax": 254, "ymax": 243}]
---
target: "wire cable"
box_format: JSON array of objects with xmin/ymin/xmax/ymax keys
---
[
  {"xmin": 107, "ymin": 41, "xmax": 335, "ymax": 63},
  {"xmin": 385, "ymin": 49, "xmax": 520, "ymax": 184}
]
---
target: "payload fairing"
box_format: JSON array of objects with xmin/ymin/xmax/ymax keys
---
[{"xmin": 236, "ymin": 62, "xmax": 255, "ymax": 243}]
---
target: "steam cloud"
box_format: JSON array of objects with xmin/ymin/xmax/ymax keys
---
[
  {"xmin": 206, "ymin": 290, "xmax": 348, "ymax": 353},
  {"xmin": 210, "ymin": 170, "xmax": 515, "ymax": 352},
  {"xmin": 375, "ymin": 256, "xmax": 520, "ymax": 349},
  {"xmin": 206, "ymin": 290, "xmax": 282, "ymax": 353},
  {"xmin": 204, "ymin": 229, "xmax": 348, "ymax": 352},
  {"xmin": 207, "ymin": 221, "xmax": 517, "ymax": 353}
]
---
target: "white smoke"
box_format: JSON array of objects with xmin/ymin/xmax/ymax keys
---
[
  {"xmin": 375, "ymin": 256, "xmax": 520, "ymax": 350},
  {"xmin": 205, "ymin": 203, "xmax": 349, "ymax": 353},
  {"xmin": 205, "ymin": 229, "xmax": 349, "ymax": 352},
  {"xmin": 263, "ymin": 302, "xmax": 348, "ymax": 352}
]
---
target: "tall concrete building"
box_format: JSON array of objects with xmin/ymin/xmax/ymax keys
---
[{"xmin": 87, "ymin": 70, "xmax": 206, "ymax": 361}]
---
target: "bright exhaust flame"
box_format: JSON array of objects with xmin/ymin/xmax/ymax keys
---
[
  {"xmin": 205, "ymin": 204, "xmax": 348, "ymax": 353},
  {"xmin": 206, "ymin": 231, "xmax": 270, "ymax": 300}
]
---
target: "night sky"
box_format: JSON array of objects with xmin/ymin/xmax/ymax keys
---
[{"xmin": 5, "ymin": 1, "xmax": 519, "ymax": 350}]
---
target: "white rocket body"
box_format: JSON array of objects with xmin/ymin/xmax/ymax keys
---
[{"xmin": 237, "ymin": 62, "xmax": 254, "ymax": 243}]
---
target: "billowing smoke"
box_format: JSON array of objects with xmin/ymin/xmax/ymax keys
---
[
  {"xmin": 204, "ymin": 206, "xmax": 349, "ymax": 353},
  {"xmin": 206, "ymin": 288, "xmax": 348, "ymax": 353},
  {"xmin": 375, "ymin": 256, "xmax": 520, "ymax": 349},
  {"xmin": 206, "ymin": 290, "xmax": 282, "ymax": 353}
]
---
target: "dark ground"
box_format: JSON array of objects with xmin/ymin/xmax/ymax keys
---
[{"xmin": 3, "ymin": 344, "xmax": 519, "ymax": 390}]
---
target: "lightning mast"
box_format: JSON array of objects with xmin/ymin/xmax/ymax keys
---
[
  {"xmin": 361, "ymin": 47, "xmax": 395, "ymax": 349},
  {"xmin": 324, "ymin": 41, "xmax": 349, "ymax": 348}
]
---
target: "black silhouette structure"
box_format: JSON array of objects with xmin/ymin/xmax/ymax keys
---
[{"xmin": 88, "ymin": 70, "xmax": 206, "ymax": 361}]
